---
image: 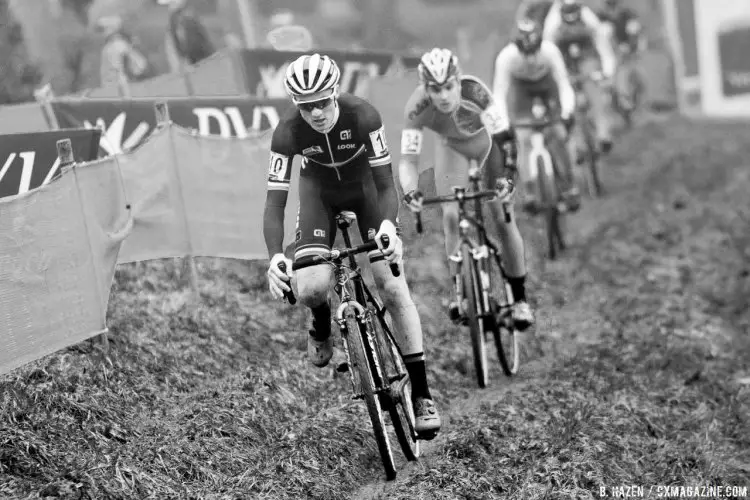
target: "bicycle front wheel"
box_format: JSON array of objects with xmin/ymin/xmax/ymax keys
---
[
  {"xmin": 536, "ymin": 153, "xmax": 565, "ymax": 261},
  {"xmin": 368, "ymin": 307, "xmax": 419, "ymax": 461},
  {"xmin": 345, "ymin": 311, "xmax": 397, "ymax": 480},
  {"xmin": 461, "ymin": 244, "xmax": 489, "ymax": 388},
  {"xmin": 581, "ymin": 117, "xmax": 604, "ymax": 198}
]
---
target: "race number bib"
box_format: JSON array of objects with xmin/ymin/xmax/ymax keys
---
[
  {"xmin": 268, "ymin": 151, "xmax": 290, "ymax": 181},
  {"xmin": 400, "ymin": 129, "xmax": 423, "ymax": 155},
  {"xmin": 369, "ymin": 126, "xmax": 388, "ymax": 156},
  {"xmin": 481, "ymin": 105, "xmax": 509, "ymax": 135}
]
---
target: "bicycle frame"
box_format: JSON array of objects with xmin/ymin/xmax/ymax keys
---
[
  {"xmin": 328, "ymin": 217, "xmax": 408, "ymax": 399},
  {"xmin": 444, "ymin": 172, "xmax": 514, "ymax": 326}
]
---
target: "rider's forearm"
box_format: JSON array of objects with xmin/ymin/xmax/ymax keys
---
[
  {"xmin": 596, "ymin": 31, "xmax": 617, "ymax": 77},
  {"xmin": 398, "ymin": 157, "xmax": 420, "ymax": 195},
  {"xmin": 263, "ymin": 189, "xmax": 288, "ymax": 257},
  {"xmin": 371, "ymin": 163, "xmax": 399, "ymax": 222}
]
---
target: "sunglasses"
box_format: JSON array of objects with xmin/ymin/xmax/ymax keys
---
[{"xmin": 296, "ymin": 97, "xmax": 335, "ymax": 113}]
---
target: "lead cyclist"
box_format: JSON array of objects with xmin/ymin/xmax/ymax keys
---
[
  {"xmin": 263, "ymin": 53, "xmax": 441, "ymax": 437},
  {"xmin": 398, "ymin": 48, "xmax": 535, "ymax": 331}
]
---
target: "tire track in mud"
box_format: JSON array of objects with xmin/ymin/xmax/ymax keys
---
[{"xmin": 350, "ymin": 115, "xmax": 680, "ymax": 499}]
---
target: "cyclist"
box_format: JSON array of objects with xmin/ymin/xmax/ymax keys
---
[
  {"xmin": 493, "ymin": 19, "xmax": 579, "ymax": 214},
  {"xmin": 596, "ymin": 0, "xmax": 646, "ymax": 113},
  {"xmin": 398, "ymin": 48, "xmax": 535, "ymax": 331},
  {"xmin": 543, "ymin": 0, "xmax": 617, "ymax": 154},
  {"xmin": 263, "ymin": 53, "xmax": 441, "ymax": 437}
]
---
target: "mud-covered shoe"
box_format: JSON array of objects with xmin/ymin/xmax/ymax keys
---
[
  {"xmin": 447, "ymin": 301, "xmax": 467, "ymax": 325},
  {"xmin": 413, "ymin": 397, "xmax": 441, "ymax": 439},
  {"xmin": 307, "ymin": 331, "xmax": 333, "ymax": 367},
  {"xmin": 511, "ymin": 301, "xmax": 535, "ymax": 331},
  {"xmin": 562, "ymin": 187, "xmax": 581, "ymax": 213}
]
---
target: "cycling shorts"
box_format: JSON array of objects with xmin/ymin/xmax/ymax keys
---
[
  {"xmin": 508, "ymin": 72, "xmax": 560, "ymax": 121},
  {"xmin": 293, "ymin": 161, "xmax": 383, "ymax": 261},
  {"xmin": 434, "ymin": 131, "xmax": 505, "ymax": 196}
]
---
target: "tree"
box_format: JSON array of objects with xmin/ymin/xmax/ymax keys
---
[{"xmin": 0, "ymin": 0, "xmax": 41, "ymax": 104}]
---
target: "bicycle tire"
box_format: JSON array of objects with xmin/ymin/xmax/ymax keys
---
[
  {"xmin": 367, "ymin": 307, "xmax": 419, "ymax": 461},
  {"xmin": 344, "ymin": 311, "xmax": 397, "ymax": 480},
  {"xmin": 486, "ymin": 251, "xmax": 521, "ymax": 376},
  {"xmin": 536, "ymin": 153, "xmax": 563, "ymax": 261},
  {"xmin": 581, "ymin": 118, "xmax": 604, "ymax": 198},
  {"xmin": 461, "ymin": 244, "xmax": 489, "ymax": 388}
]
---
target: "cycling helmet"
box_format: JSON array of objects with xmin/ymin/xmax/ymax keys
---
[
  {"xmin": 514, "ymin": 19, "xmax": 543, "ymax": 55},
  {"xmin": 418, "ymin": 48, "xmax": 461, "ymax": 86},
  {"xmin": 560, "ymin": 0, "xmax": 583, "ymax": 23},
  {"xmin": 283, "ymin": 53, "xmax": 341, "ymax": 101}
]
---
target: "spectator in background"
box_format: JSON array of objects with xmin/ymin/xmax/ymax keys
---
[
  {"xmin": 95, "ymin": 15, "xmax": 152, "ymax": 92},
  {"xmin": 157, "ymin": 0, "xmax": 216, "ymax": 72}
]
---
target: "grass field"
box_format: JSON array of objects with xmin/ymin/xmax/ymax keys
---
[{"xmin": 1, "ymin": 114, "xmax": 749, "ymax": 499}]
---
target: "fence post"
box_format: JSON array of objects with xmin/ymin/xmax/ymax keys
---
[
  {"xmin": 56, "ymin": 138, "xmax": 110, "ymax": 351},
  {"xmin": 154, "ymin": 101, "xmax": 200, "ymax": 296}
]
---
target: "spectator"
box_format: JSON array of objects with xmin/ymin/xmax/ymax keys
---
[
  {"xmin": 157, "ymin": 0, "xmax": 216, "ymax": 72},
  {"xmin": 95, "ymin": 15, "xmax": 151, "ymax": 92}
]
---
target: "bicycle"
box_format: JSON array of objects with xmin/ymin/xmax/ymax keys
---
[
  {"xmin": 564, "ymin": 42, "xmax": 606, "ymax": 199},
  {"xmin": 513, "ymin": 97, "xmax": 568, "ymax": 261},
  {"xmin": 412, "ymin": 167, "xmax": 521, "ymax": 388},
  {"xmin": 611, "ymin": 42, "xmax": 645, "ymax": 129},
  {"xmin": 279, "ymin": 212, "xmax": 421, "ymax": 481}
]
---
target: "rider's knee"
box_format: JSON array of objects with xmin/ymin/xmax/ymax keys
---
[
  {"xmin": 296, "ymin": 268, "xmax": 330, "ymax": 306},
  {"xmin": 442, "ymin": 206, "xmax": 460, "ymax": 233},
  {"xmin": 372, "ymin": 263, "xmax": 412, "ymax": 307}
]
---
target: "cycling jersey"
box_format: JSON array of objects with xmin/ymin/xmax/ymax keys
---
[
  {"xmin": 400, "ymin": 75, "xmax": 509, "ymax": 157},
  {"xmin": 597, "ymin": 7, "xmax": 642, "ymax": 52},
  {"xmin": 263, "ymin": 93, "xmax": 397, "ymax": 258},
  {"xmin": 543, "ymin": 2, "xmax": 616, "ymax": 78},
  {"xmin": 493, "ymin": 40, "xmax": 576, "ymax": 119}
]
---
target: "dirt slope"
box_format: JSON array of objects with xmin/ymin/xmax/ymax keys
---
[{"xmin": 1, "ymin": 113, "xmax": 749, "ymax": 499}]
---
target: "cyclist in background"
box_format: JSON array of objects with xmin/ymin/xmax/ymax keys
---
[
  {"xmin": 543, "ymin": 0, "xmax": 617, "ymax": 154},
  {"xmin": 493, "ymin": 19, "xmax": 579, "ymax": 213},
  {"xmin": 263, "ymin": 53, "xmax": 441, "ymax": 437},
  {"xmin": 597, "ymin": 0, "xmax": 646, "ymax": 114},
  {"xmin": 398, "ymin": 48, "xmax": 535, "ymax": 331}
]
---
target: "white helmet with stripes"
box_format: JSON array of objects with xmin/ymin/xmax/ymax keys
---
[
  {"xmin": 418, "ymin": 48, "xmax": 461, "ymax": 86},
  {"xmin": 283, "ymin": 53, "xmax": 341, "ymax": 102}
]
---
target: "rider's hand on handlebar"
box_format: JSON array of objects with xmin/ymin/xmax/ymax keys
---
[
  {"xmin": 375, "ymin": 220, "xmax": 404, "ymax": 265},
  {"xmin": 403, "ymin": 190, "xmax": 424, "ymax": 213},
  {"xmin": 495, "ymin": 177, "xmax": 516, "ymax": 203},
  {"xmin": 267, "ymin": 253, "xmax": 293, "ymax": 300}
]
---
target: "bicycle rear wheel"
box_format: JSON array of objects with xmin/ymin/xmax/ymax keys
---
[
  {"xmin": 344, "ymin": 311, "xmax": 397, "ymax": 480},
  {"xmin": 367, "ymin": 307, "xmax": 419, "ymax": 461},
  {"xmin": 461, "ymin": 244, "xmax": 489, "ymax": 388},
  {"xmin": 486, "ymin": 251, "xmax": 521, "ymax": 376}
]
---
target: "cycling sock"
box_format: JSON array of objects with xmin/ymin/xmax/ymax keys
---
[
  {"xmin": 310, "ymin": 303, "xmax": 331, "ymax": 340},
  {"xmin": 403, "ymin": 353, "xmax": 431, "ymax": 400},
  {"xmin": 507, "ymin": 275, "xmax": 527, "ymax": 303}
]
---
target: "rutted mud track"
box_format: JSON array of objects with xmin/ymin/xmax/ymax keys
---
[
  {"xmin": 351, "ymin": 116, "xmax": 750, "ymax": 499},
  {"xmin": 1, "ymin": 116, "xmax": 749, "ymax": 500}
]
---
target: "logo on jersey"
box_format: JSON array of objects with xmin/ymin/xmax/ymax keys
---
[
  {"xmin": 408, "ymin": 98, "xmax": 431, "ymax": 121},
  {"xmin": 313, "ymin": 229, "xmax": 325, "ymax": 237},
  {"xmin": 338, "ymin": 143, "xmax": 357, "ymax": 150},
  {"xmin": 268, "ymin": 152, "xmax": 289, "ymax": 181},
  {"xmin": 340, "ymin": 129, "xmax": 352, "ymax": 140},
  {"xmin": 302, "ymin": 145, "xmax": 323, "ymax": 156}
]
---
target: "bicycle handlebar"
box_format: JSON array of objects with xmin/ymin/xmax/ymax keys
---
[
  {"xmin": 414, "ymin": 189, "xmax": 505, "ymax": 234},
  {"xmin": 279, "ymin": 235, "xmax": 400, "ymax": 304},
  {"xmin": 512, "ymin": 115, "xmax": 564, "ymax": 130}
]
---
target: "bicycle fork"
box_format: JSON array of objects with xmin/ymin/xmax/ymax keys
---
[{"xmin": 336, "ymin": 300, "xmax": 391, "ymax": 401}]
